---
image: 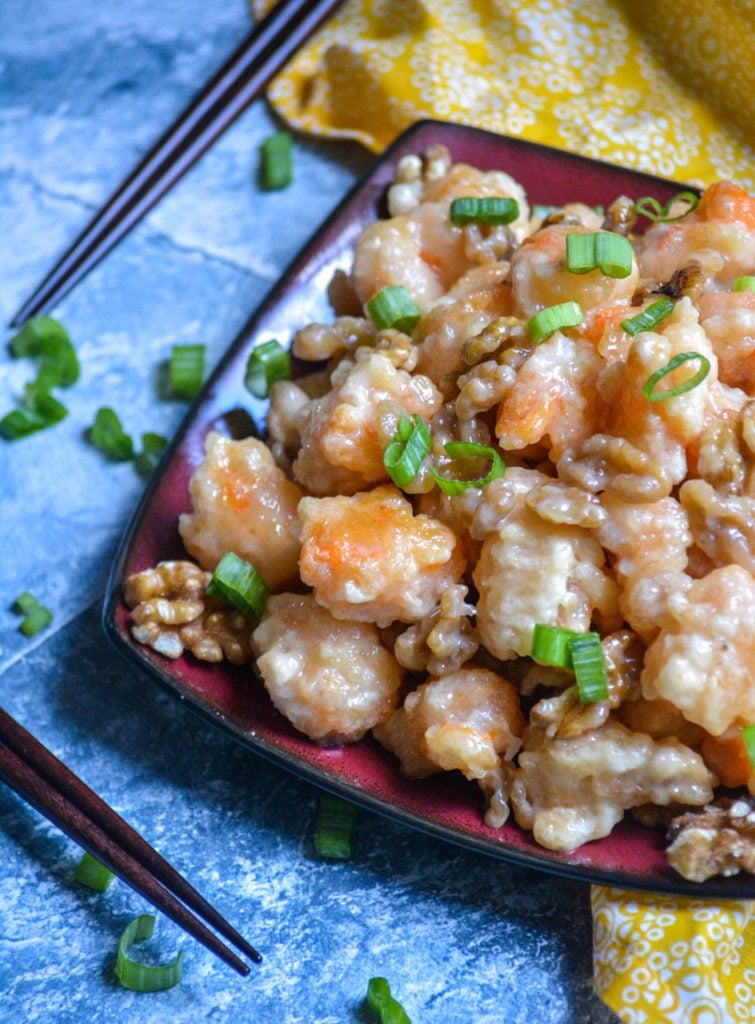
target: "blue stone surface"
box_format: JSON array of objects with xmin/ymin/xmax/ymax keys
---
[{"xmin": 0, "ymin": 2, "xmax": 619, "ymax": 1020}]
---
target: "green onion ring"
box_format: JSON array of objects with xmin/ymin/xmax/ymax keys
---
[
  {"xmin": 75, "ymin": 852, "xmax": 116, "ymax": 892},
  {"xmin": 383, "ymin": 414, "xmax": 431, "ymax": 489},
  {"xmin": 634, "ymin": 191, "xmax": 699, "ymax": 223},
  {"xmin": 366, "ymin": 977, "xmax": 412, "ymax": 1024},
  {"xmin": 115, "ymin": 915, "xmax": 183, "ymax": 992},
  {"xmin": 621, "ymin": 297, "xmax": 675, "ymax": 337},
  {"xmin": 206, "ymin": 551, "xmax": 270, "ymax": 620},
  {"xmin": 314, "ymin": 795, "xmax": 358, "ymax": 860},
  {"xmin": 244, "ymin": 339, "xmax": 291, "ymax": 399},
  {"xmin": 430, "ymin": 441, "xmax": 506, "ymax": 496},
  {"xmin": 449, "ymin": 196, "xmax": 519, "ymax": 226},
  {"xmin": 570, "ymin": 634, "xmax": 609, "ymax": 704},
  {"xmin": 642, "ymin": 352, "xmax": 711, "ymax": 403}
]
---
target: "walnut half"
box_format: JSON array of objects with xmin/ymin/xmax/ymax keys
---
[
  {"xmin": 125, "ymin": 560, "xmax": 253, "ymax": 665},
  {"xmin": 666, "ymin": 797, "xmax": 755, "ymax": 882}
]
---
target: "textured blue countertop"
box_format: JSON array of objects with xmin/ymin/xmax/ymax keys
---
[{"xmin": 0, "ymin": 2, "xmax": 619, "ymax": 1021}]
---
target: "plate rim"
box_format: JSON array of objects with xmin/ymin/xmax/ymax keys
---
[{"xmin": 103, "ymin": 119, "xmax": 752, "ymax": 900}]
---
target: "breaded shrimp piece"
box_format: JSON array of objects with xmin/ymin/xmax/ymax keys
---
[
  {"xmin": 252, "ymin": 594, "xmax": 403, "ymax": 744},
  {"xmin": 701, "ymin": 724, "xmax": 755, "ymax": 795},
  {"xmin": 473, "ymin": 502, "xmax": 619, "ymax": 660},
  {"xmin": 374, "ymin": 667, "xmax": 525, "ymax": 827},
  {"xmin": 298, "ymin": 485, "xmax": 465, "ymax": 627},
  {"xmin": 642, "ymin": 565, "xmax": 755, "ymax": 735},
  {"xmin": 510, "ymin": 224, "xmax": 638, "ymax": 320},
  {"xmin": 698, "ymin": 289, "xmax": 755, "ymax": 394},
  {"xmin": 292, "ymin": 351, "xmax": 442, "ymax": 497},
  {"xmin": 637, "ymin": 182, "xmax": 755, "ymax": 287},
  {"xmin": 421, "ymin": 162, "xmax": 530, "ymax": 242},
  {"xmin": 178, "ymin": 431, "xmax": 302, "ymax": 589},
  {"xmin": 510, "ymin": 719, "xmax": 715, "ymax": 852}
]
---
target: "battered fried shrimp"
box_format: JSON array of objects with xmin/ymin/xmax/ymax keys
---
[
  {"xmin": 642, "ymin": 565, "xmax": 755, "ymax": 735},
  {"xmin": 697, "ymin": 289, "xmax": 755, "ymax": 394},
  {"xmin": 510, "ymin": 719, "xmax": 715, "ymax": 852},
  {"xmin": 178, "ymin": 431, "xmax": 302, "ymax": 589},
  {"xmin": 292, "ymin": 351, "xmax": 442, "ymax": 496},
  {"xmin": 292, "ymin": 316, "xmax": 376, "ymax": 362},
  {"xmin": 373, "ymin": 667, "xmax": 525, "ymax": 826},
  {"xmin": 252, "ymin": 593, "xmax": 403, "ymax": 744},
  {"xmin": 298, "ymin": 485, "xmax": 465, "ymax": 627}
]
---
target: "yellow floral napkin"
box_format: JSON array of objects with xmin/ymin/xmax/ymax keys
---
[{"xmin": 252, "ymin": 0, "xmax": 755, "ymax": 1017}]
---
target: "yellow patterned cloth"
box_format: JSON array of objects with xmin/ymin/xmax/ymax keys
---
[
  {"xmin": 592, "ymin": 887, "xmax": 755, "ymax": 1023},
  {"xmin": 253, "ymin": 0, "xmax": 754, "ymax": 188}
]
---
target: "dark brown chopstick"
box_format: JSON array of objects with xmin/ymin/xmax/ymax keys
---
[
  {"xmin": 0, "ymin": 710, "xmax": 260, "ymax": 975},
  {"xmin": 10, "ymin": 0, "xmax": 342, "ymax": 327}
]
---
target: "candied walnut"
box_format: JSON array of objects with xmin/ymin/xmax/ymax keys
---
[
  {"xmin": 666, "ymin": 798, "xmax": 755, "ymax": 882},
  {"xmin": 461, "ymin": 315, "xmax": 527, "ymax": 365},
  {"xmin": 680, "ymin": 478, "xmax": 755, "ymax": 574},
  {"xmin": 461, "ymin": 222, "xmax": 513, "ymax": 264},
  {"xmin": 386, "ymin": 146, "xmax": 452, "ymax": 216},
  {"xmin": 602, "ymin": 195, "xmax": 637, "ymax": 236},
  {"xmin": 292, "ymin": 316, "xmax": 376, "ymax": 362},
  {"xmin": 394, "ymin": 583, "xmax": 479, "ymax": 675},
  {"xmin": 697, "ymin": 417, "xmax": 747, "ymax": 495},
  {"xmin": 525, "ymin": 480, "xmax": 607, "ymax": 529},
  {"xmin": 455, "ymin": 360, "xmax": 515, "ymax": 420},
  {"xmin": 698, "ymin": 290, "xmax": 755, "ymax": 393},
  {"xmin": 510, "ymin": 719, "xmax": 715, "ymax": 852},
  {"xmin": 178, "ymin": 431, "xmax": 302, "ymax": 589},
  {"xmin": 558, "ymin": 434, "xmax": 673, "ymax": 503},
  {"xmin": 298, "ymin": 485, "xmax": 465, "ymax": 627},
  {"xmin": 642, "ymin": 565, "xmax": 755, "ymax": 735},
  {"xmin": 292, "ymin": 351, "xmax": 442, "ymax": 496},
  {"xmin": 371, "ymin": 328, "xmax": 419, "ymax": 371},
  {"xmin": 374, "ymin": 667, "xmax": 525, "ymax": 827},
  {"xmin": 125, "ymin": 561, "xmax": 253, "ymax": 664},
  {"xmin": 252, "ymin": 593, "xmax": 403, "ymax": 744},
  {"xmin": 596, "ymin": 495, "xmax": 690, "ymax": 583}
]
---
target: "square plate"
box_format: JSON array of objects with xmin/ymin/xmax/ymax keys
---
[{"xmin": 104, "ymin": 120, "xmax": 755, "ymax": 898}]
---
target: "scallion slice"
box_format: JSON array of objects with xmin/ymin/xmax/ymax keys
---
[
  {"xmin": 449, "ymin": 196, "xmax": 519, "ymax": 226},
  {"xmin": 527, "ymin": 301, "xmax": 583, "ymax": 344},
  {"xmin": 383, "ymin": 414, "xmax": 431, "ymax": 488},
  {"xmin": 13, "ymin": 592, "xmax": 53, "ymax": 638},
  {"xmin": 565, "ymin": 232, "xmax": 632, "ymax": 278},
  {"xmin": 260, "ymin": 131, "xmax": 293, "ymax": 191},
  {"xmin": 635, "ymin": 191, "xmax": 699, "ymax": 223},
  {"xmin": 733, "ymin": 276, "xmax": 755, "ymax": 293},
  {"xmin": 430, "ymin": 441, "xmax": 505, "ymax": 496},
  {"xmin": 10, "ymin": 316, "xmax": 79, "ymax": 392},
  {"xmin": 531, "ymin": 624, "xmax": 581, "ymax": 668},
  {"xmin": 244, "ymin": 339, "xmax": 291, "ymax": 399},
  {"xmin": 367, "ymin": 977, "xmax": 412, "ymax": 1024},
  {"xmin": 75, "ymin": 852, "xmax": 115, "ymax": 892},
  {"xmin": 314, "ymin": 795, "xmax": 358, "ymax": 860},
  {"xmin": 115, "ymin": 915, "xmax": 183, "ymax": 992},
  {"xmin": 9, "ymin": 316, "xmax": 69, "ymax": 359},
  {"xmin": 88, "ymin": 407, "xmax": 134, "ymax": 461},
  {"xmin": 367, "ymin": 286, "xmax": 422, "ymax": 334},
  {"xmin": 642, "ymin": 352, "xmax": 711, "ymax": 402},
  {"xmin": 621, "ymin": 297, "xmax": 675, "ymax": 337},
  {"xmin": 571, "ymin": 634, "xmax": 609, "ymax": 703},
  {"xmin": 169, "ymin": 344, "xmax": 205, "ymax": 400},
  {"xmin": 0, "ymin": 392, "xmax": 68, "ymax": 440},
  {"xmin": 135, "ymin": 432, "xmax": 168, "ymax": 478},
  {"xmin": 743, "ymin": 724, "xmax": 755, "ymax": 769},
  {"xmin": 206, "ymin": 551, "xmax": 269, "ymax": 620}
]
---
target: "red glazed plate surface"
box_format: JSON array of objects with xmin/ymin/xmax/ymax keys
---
[{"xmin": 104, "ymin": 120, "xmax": 755, "ymax": 898}]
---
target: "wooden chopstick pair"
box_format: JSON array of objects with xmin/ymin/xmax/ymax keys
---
[
  {"xmin": 0, "ymin": 707, "xmax": 260, "ymax": 976},
  {"xmin": 10, "ymin": 0, "xmax": 343, "ymax": 328}
]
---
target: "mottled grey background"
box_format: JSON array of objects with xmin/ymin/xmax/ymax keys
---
[{"xmin": 0, "ymin": 1, "xmax": 618, "ymax": 1020}]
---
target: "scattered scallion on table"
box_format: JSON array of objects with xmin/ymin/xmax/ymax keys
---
[
  {"xmin": 206, "ymin": 551, "xmax": 269, "ymax": 620},
  {"xmin": 244, "ymin": 339, "xmax": 291, "ymax": 399},
  {"xmin": 383, "ymin": 414, "xmax": 431, "ymax": 488},
  {"xmin": 115, "ymin": 914, "xmax": 183, "ymax": 992},
  {"xmin": 87, "ymin": 407, "xmax": 135, "ymax": 461},
  {"xmin": 0, "ymin": 392, "xmax": 68, "ymax": 440},
  {"xmin": 366, "ymin": 977, "xmax": 412, "ymax": 1024},
  {"xmin": 134, "ymin": 432, "xmax": 168, "ymax": 478},
  {"xmin": 260, "ymin": 131, "xmax": 293, "ymax": 191},
  {"xmin": 634, "ymin": 191, "xmax": 699, "ymax": 223},
  {"xmin": 430, "ymin": 441, "xmax": 505, "ymax": 496},
  {"xmin": 367, "ymin": 286, "xmax": 422, "ymax": 334},
  {"xmin": 527, "ymin": 301, "xmax": 583, "ymax": 344},
  {"xmin": 733, "ymin": 276, "xmax": 755, "ymax": 293},
  {"xmin": 449, "ymin": 196, "xmax": 519, "ymax": 226},
  {"xmin": 12, "ymin": 592, "xmax": 53, "ymax": 638},
  {"xmin": 314, "ymin": 794, "xmax": 358, "ymax": 860},
  {"xmin": 75, "ymin": 852, "xmax": 116, "ymax": 892},
  {"xmin": 169, "ymin": 344, "xmax": 205, "ymax": 400},
  {"xmin": 621, "ymin": 297, "xmax": 675, "ymax": 337},
  {"xmin": 642, "ymin": 352, "xmax": 711, "ymax": 402}
]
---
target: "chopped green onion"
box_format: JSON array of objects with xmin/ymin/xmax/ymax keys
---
[
  {"xmin": 314, "ymin": 795, "xmax": 358, "ymax": 860},
  {"xmin": 169, "ymin": 344, "xmax": 205, "ymax": 400},
  {"xmin": 383, "ymin": 414, "xmax": 431, "ymax": 488},
  {"xmin": 635, "ymin": 191, "xmax": 699, "ymax": 223},
  {"xmin": 367, "ymin": 977, "xmax": 412, "ymax": 1024},
  {"xmin": 571, "ymin": 634, "xmax": 609, "ymax": 703},
  {"xmin": 430, "ymin": 441, "xmax": 505, "ymax": 496},
  {"xmin": 244, "ymin": 339, "xmax": 291, "ymax": 399},
  {"xmin": 531, "ymin": 624, "xmax": 581, "ymax": 668},
  {"xmin": 260, "ymin": 131, "xmax": 293, "ymax": 191},
  {"xmin": 12, "ymin": 592, "xmax": 53, "ymax": 638},
  {"xmin": 642, "ymin": 352, "xmax": 711, "ymax": 403},
  {"xmin": 565, "ymin": 232, "xmax": 632, "ymax": 278},
  {"xmin": 115, "ymin": 915, "xmax": 183, "ymax": 992},
  {"xmin": 9, "ymin": 316, "xmax": 79, "ymax": 392},
  {"xmin": 88, "ymin": 407, "xmax": 134, "ymax": 461},
  {"xmin": 733, "ymin": 276, "xmax": 755, "ymax": 293},
  {"xmin": 527, "ymin": 301, "xmax": 584, "ymax": 344},
  {"xmin": 621, "ymin": 297, "xmax": 675, "ymax": 337},
  {"xmin": 206, "ymin": 551, "xmax": 269, "ymax": 620},
  {"xmin": 367, "ymin": 286, "xmax": 422, "ymax": 334},
  {"xmin": 135, "ymin": 432, "xmax": 168, "ymax": 478},
  {"xmin": 0, "ymin": 392, "xmax": 68, "ymax": 440},
  {"xmin": 743, "ymin": 724, "xmax": 755, "ymax": 769},
  {"xmin": 9, "ymin": 316, "xmax": 68, "ymax": 359},
  {"xmin": 75, "ymin": 852, "xmax": 115, "ymax": 892},
  {"xmin": 449, "ymin": 196, "xmax": 519, "ymax": 226}
]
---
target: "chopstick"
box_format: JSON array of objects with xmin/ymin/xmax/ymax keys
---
[
  {"xmin": 9, "ymin": 0, "xmax": 342, "ymax": 327},
  {"xmin": 0, "ymin": 708, "xmax": 260, "ymax": 975}
]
